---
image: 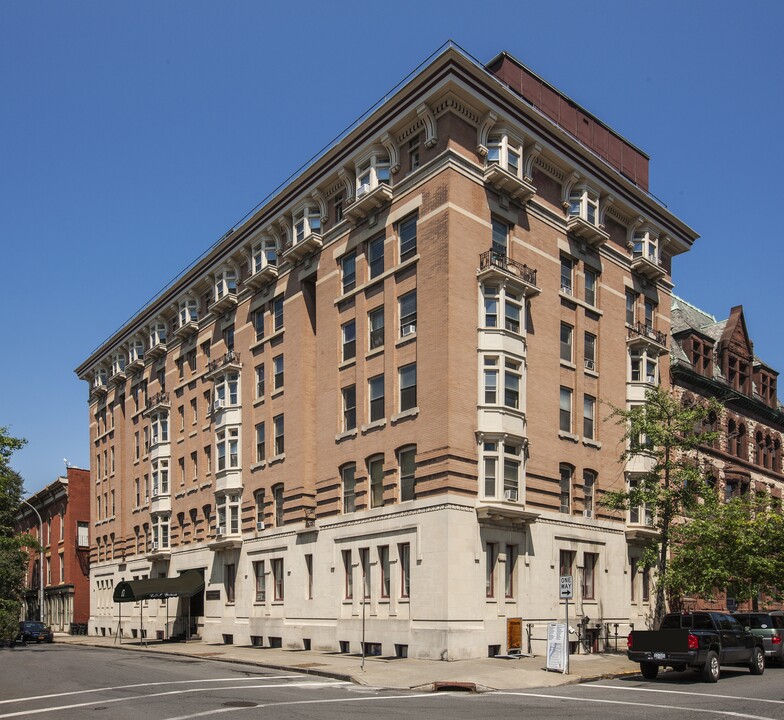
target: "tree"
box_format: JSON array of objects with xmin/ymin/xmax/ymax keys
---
[
  {"xmin": 601, "ymin": 386, "xmax": 720, "ymax": 627},
  {"xmin": 666, "ymin": 490, "xmax": 784, "ymax": 608},
  {"xmin": 0, "ymin": 426, "xmax": 33, "ymax": 644}
]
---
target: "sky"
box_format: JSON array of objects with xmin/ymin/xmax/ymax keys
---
[{"xmin": 2, "ymin": 0, "xmax": 782, "ymax": 494}]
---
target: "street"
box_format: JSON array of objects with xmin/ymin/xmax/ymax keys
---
[{"xmin": 3, "ymin": 644, "xmax": 784, "ymax": 720}]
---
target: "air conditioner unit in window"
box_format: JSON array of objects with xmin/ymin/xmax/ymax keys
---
[
  {"xmin": 584, "ymin": 359, "xmax": 595, "ymax": 371},
  {"xmin": 256, "ymin": 521, "xmax": 265, "ymax": 531},
  {"xmin": 217, "ymin": 525, "xmax": 226, "ymax": 536},
  {"xmin": 144, "ymin": 496, "xmax": 149, "ymax": 505},
  {"xmin": 504, "ymin": 488, "xmax": 519, "ymax": 502},
  {"xmin": 401, "ymin": 324, "xmax": 416, "ymax": 337},
  {"xmin": 151, "ymin": 541, "xmax": 158, "ymax": 551},
  {"xmin": 213, "ymin": 399, "xmax": 225, "ymax": 412},
  {"xmin": 151, "ymin": 435, "xmax": 159, "ymax": 446},
  {"xmin": 583, "ymin": 509, "xmax": 593, "ymax": 519}
]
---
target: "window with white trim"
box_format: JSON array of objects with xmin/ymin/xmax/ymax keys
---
[
  {"xmin": 272, "ymin": 558, "xmax": 284, "ymax": 601},
  {"xmin": 398, "ymin": 446, "xmax": 416, "ymax": 501},
  {"xmin": 216, "ymin": 428, "xmax": 239, "ymax": 472},
  {"xmin": 213, "ymin": 268, "xmax": 237, "ymax": 303},
  {"xmin": 215, "ymin": 372, "xmax": 239, "ymax": 406},
  {"xmin": 150, "ymin": 322, "xmax": 167, "ymax": 348},
  {"xmin": 255, "ymin": 363, "xmax": 265, "ymax": 399},
  {"xmin": 628, "ymin": 477, "xmax": 654, "ymax": 526},
  {"xmin": 368, "ymin": 455, "xmax": 384, "ymax": 508},
  {"xmin": 583, "ymin": 469, "xmax": 596, "ymax": 519},
  {"xmin": 254, "ymin": 560, "xmax": 266, "ymax": 602},
  {"xmin": 342, "ymin": 320, "xmax": 356, "ymax": 362},
  {"xmin": 273, "ymin": 354, "xmax": 284, "ymax": 391},
  {"xmin": 482, "ymin": 440, "xmax": 522, "ymax": 501},
  {"xmin": 368, "ymin": 235, "xmax": 384, "ymax": 279},
  {"xmin": 151, "ymin": 458, "xmax": 169, "ymax": 496},
  {"xmin": 559, "ymin": 464, "xmax": 573, "ymax": 514},
  {"xmin": 129, "ymin": 339, "xmax": 144, "ymax": 365},
  {"xmin": 342, "ymin": 385, "xmax": 356, "ymax": 432},
  {"xmin": 255, "ymin": 422, "xmax": 265, "ymax": 463},
  {"xmin": 630, "ymin": 349, "xmax": 658, "ymax": 384},
  {"xmin": 568, "ymin": 184, "xmax": 599, "ymax": 225},
  {"xmin": 584, "ymin": 332, "xmax": 597, "ymax": 372},
  {"xmin": 251, "ymin": 237, "xmax": 277, "ymax": 274},
  {"xmin": 341, "ymin": 252, "xmax": 356, "ymax": 294},
  {"xmin": 341, "ymin": 464, "xmax": 356, "ymax": 513},
  {"xmin": 178, "ymin": 298, "xmax": 198, "ymax": 329},
  {"xmin": 560, "ymin": 323, "xmax": 573, "ymax": 363},
  {"xmin": 273, "ymin": 484, "xmax": 284, "ymax": 527},
  {"xmin": 216, "ymin": 493, "xmax": 240, "ymax": 535},
  {"xmin": 273, "ymin": 415, "xmax": 284, "ymax": 455},
  {"xmin": 560, "ymin": 387, "xmax": 573, "ymax": 433},
  {"xmin": 486, "ymin": 132, "xmax": 523, "ymax": 178},
  {"xmin": 379, "ymin": 546, "xmax": 390, "ymax": 598},
  {"xmin": 584, "ymin": 268, "xmax": 597, "ymax": 306},
  {"xmin": 356, "ymin": 153, "xmax": 390, "ymax": 197},
  {"xmin": 398, "ymin": 215, "xmax": 417, "ymax": 262},
  {"xmin": 491, "ymin": 218, "xmax": 508, "ymax": 256},
  {"xmin": 632, "ymin": 227, "xmax": 658, "ymax": 263},
  {"xmin": 273, "ymin": 295, "xmax": 284, "ymax": 331},
  {"xmin": 399, "ymin": 290, "xmax": 417, "ymax": 336},
  {"xmin": 560, "ymin": 257, "xmax": 573, "ymax": 295},
  {"xmin": 399, "ymin": 363, "xmax": 417, "ymax": 411},
  {"xmin": 150, "ymin": 412, "xmax": 168, "ymax": 445},
  {"xmin": 368, "ymin": 307, "xmax": 384, "ymax": 350},
  {"xmin": 293, "ymin": 205, "xmax": 321, "ymax": 244},
  {"xmin": 583, "ymin": 394, "xmax": 596, "ymax": 439},
  {"xmin": 369, "ymin": 375, "xmax": 385, "ymax": 422}
]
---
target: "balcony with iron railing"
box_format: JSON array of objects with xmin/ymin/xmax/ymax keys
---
[
  {"xmin": 627, "ymin": 322, "xmax": 668, "ymax": 353},
  {"xmin": 143, "ymin": 391, "xmax": 170, "ymax": 416},
  {"xmin": 206, "ymin": 351, "xmax": 242, "ymax": 379},
  {"xmin": 478, "ymin": 250, "xmax": 540, "ymax": 296}
]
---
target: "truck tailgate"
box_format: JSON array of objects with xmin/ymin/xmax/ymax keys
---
[{"xmin": 631, "ymin": 629, "xmax": 691, "ymax": 652}]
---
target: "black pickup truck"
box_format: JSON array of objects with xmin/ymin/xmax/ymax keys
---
[{"xmin": 628, "ymin": 611, "xmax": 765, "ymax": 682}]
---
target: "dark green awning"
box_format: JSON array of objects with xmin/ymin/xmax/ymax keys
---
[{"xmin": 113, "ymin": 570, "xmax": 204, "ymax": 603}]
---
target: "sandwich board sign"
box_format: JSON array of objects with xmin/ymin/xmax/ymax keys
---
[{"xmin": 546, "ymin": 622, "xmax": 567, "ymax": 672}]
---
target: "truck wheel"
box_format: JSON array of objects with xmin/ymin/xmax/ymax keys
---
[
  {"xmin": 749, "ymin": 646, "xmax": 765, "ymax": 675},
  {"xmin": 701, "ymin": 651, "xmax": 720, "ymax": 683},
  {"xmin": 640, "ymin": 662, "xmax": 659, "ymax": 680}
]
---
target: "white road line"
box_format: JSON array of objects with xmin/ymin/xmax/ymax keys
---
[
  {"xmin": 496, "ymin": 691, "xmax": 778, "ymax": 720},
  {"xmin": 0, "ymin": 682, "xmax": 351, "ymax": 719},
  {"xmin": 162, "ymin": 693, "xmax": 451, "ymax": 720},
  {"xmin": 584, "ymin": 684, "xmax": 784, "ymax": 705},
  {"xmin": 0, "ymin": 676, "xmax": 308, "ymax": 705}
]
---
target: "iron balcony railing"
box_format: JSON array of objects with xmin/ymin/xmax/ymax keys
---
[
  {"xmin": 145, "ymin": 391, "xmax": 170, "ymax": 411},
  {"xmin": 207, "ymin": 351, "xmax": 241, "ymax": 375},
  {"xmin": 479, "ymin": 250, "xmax": 537, "ymax": 287},
  {"xmin": 627, "ymin": 322, "xmax": 667, "ymax": 348}
]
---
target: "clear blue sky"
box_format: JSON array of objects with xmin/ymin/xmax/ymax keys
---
[{"xmin": 2, "ymin": 1, "xmax": 782, "ymax": 494}]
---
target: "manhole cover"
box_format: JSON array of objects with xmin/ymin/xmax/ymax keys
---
[{"xmin": 222, "ymin": 701, "xmax": 257, "ymax": 708}]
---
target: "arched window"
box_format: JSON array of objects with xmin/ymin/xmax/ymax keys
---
[{"xmin": 737, "ymin": 423, "xmax": 747, "ymax": 460}]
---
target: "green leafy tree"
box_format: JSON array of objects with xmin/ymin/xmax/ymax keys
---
[
  {"xmin": 0, "ymin": 426, "xmax": 33, "ymax": 644},
  {"xmin": 666, "ymin": 490, "xmax": 784, "ymax": 608},
  {"xmin": 601, "ymin": 386, "xmax": 720, "ymax": 627}
]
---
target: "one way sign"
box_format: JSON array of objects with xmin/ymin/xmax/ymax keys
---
[{"xmin": 559, "ymin": 575, "xmax": 573, "ymax": 599}]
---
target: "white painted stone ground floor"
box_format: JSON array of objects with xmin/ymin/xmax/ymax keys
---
[{"xmin": 90, "ymin": 495, "xmax": 653, "ymax": 659}]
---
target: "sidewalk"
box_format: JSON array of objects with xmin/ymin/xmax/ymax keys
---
[{"xmin": 53, "ymin": 633, "xmax": 638, "ymax": 691}]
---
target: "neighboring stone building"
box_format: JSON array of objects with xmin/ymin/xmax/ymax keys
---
[
  {"xmin": 74, "ymin": 46, "xmax": 698, "ymax": 658},
  {"xmin": 17, "ymin": 467, "xmax": 91, "ymax": 631},
  {"xmin": 670, "ymin": 297, "xmax": 784, "ymax": 610}
]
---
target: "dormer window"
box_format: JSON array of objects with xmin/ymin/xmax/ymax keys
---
[
  {"xmin": 293, "ymin": 206, "xmax": 321, "ymax": 244},
  {"xmin": 356, "ymin": 153, "xmax": 390, "ymax": 197},
  {"xmin": 214, "ymin": 269, "xmax": 237, "ymax": 302},
  {"xmin": 178, "ymin": 298, "xmax": 198, "ymax": 328},
  {"xmin": 486, "ymin": 133, "xmax": 523, "ymax": 178},
  {"xmin": 690, "ymin": 337, "xmax": 713, "ymax": 376},
  {"xmin": 727, "ymin": 355, "xmax": 751, "ymax": 394},
  {"xmin": 568, "ymin": 185, "xmax": 599, "ymax": 225}
]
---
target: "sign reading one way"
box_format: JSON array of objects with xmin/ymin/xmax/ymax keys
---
[{"xmin": 559, "ymin": 574, "xmax": 573, "ymax": 599}]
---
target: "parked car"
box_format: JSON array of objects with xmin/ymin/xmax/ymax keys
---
[
  {"xmin": 733, "ymin": 611, "xmax": 784, "ymax": 665},
  {"xmin": 627, "ymin": 611, "xmax": 764, "ymax": 682},
  {"xmin": 17, "ymin": 621, "xmax": 54, "ymax": 644}
]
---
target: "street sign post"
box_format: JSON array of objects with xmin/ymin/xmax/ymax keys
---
[{"xmin": 559, "ymin": 575, "xmax": 573, "ymax": 674}]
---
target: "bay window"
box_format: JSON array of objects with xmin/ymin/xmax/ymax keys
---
[
  {"xmin": 216, "ymin": 427, "xmax": 239, "ymax": 472},
  {"xmin": 150, "ymin": 412, "xmax": 168, "ymax": 445},
  {"xmin": 568, "ymin": 184, "xmax": 599, "ymax": 226},
  {"xmin": 630, "ymin": 349, "xmax": 658, "ymax": 384},
  {"xmin": 486, "ymin": 132, "xmax": 523, "ymax": 178},
  {"xmin": 293, "ymin": 205, "xmax": 321, "ymax": 243},
  {"xmin": 214, "ymin": 268, "xmax": 237, "ymax": 302},
  {"xmin": 482, "ymin": 440, "xmax": 522, "ymax": 501},
  {"xmin": 251, "ymin": 237, "xmax": 278, "ymax": 274},
  {"xmin": 178, "ymin": 298, "xmax": 198, "ymax": 328},
  {"xmin": 356, "ymin": 153, "xmax": 390, "ymax": 197},
  {"xmin": 151, "ymin": 459, "xmax": 169, "ymax": 496},
  {"xmin": 215, "ymin": 372, "xmax": 239, "ymax": 406}
]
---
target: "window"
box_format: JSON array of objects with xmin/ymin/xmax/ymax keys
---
[
  {"xmin": 399, "ymin": 543, "xmax": 410, "ymax": 598},
  {"xmin": 77, "ymin": 522, "xmax": 89, "ymax": 547},
  {"xmin": 560, "ymin": 257, "xmax": 573, "ymax": 295},
  {"xmin": 642, "ymin": 565, "xmax": 650, "ymax": 602},
  {"xmin": 204, "ymin": 446, "xmax": 211, "ymax": 474},
  {"xmin": 251, "ymin": 237, "xmax": 277, "ymax": 274},
  {"xmin": 342, "ymin": 464, "xmax": 356, "ymax": 513},
  {"xmin": 368, "ymin": 456, "xmax": 384, "ymax": 508},
  {"xmin": 408, "ymin": 136, "xmax": 420, "ymax": 171},
  {"xmin": 273, "ymin": 354, "xmax": 284, "ymax": 391},
  {"xmin": 584, "ymin": 332, "xmax": 596, "ymax": 372},
  {"xmin": 253, "ymin": 309, "xmax": 264, "ymax": 341},
  {"xmin": 504, "ymin": 359, "xmax": 520, "ymax": 409},
  {"xmin": 356, "ymin": 153, "xmax": 390, "ymax": 196},
  {"xmin": 398, "ymin": 446, "xmax": 416, "ymax": 501},
  {"xmin": 368, "ymin": 307, "xmax": 384, "ymax": 350},
  {"xmin": 254, "ymin": 490, "xmax": 265, "ymax": 529},
  {"xmin": 215, "ymin": 372, "xmax": 239, "ymax": 406},
  {"xmin": 630, "ymin": 558, "xmax": 637, "ymax": 602},
  {"xmin": 342, "ymin": 549, "xmax": 353, "ymax": 599},
  {"xmin": 568, "ymin": 184, "xmax": 599, "ymax": 225},
  {"xmin": 342, "ymin": 385, "xmax": 356, "ymax": 432},
  {"xmin": 254, "ymin": 561, "xmax": 266, "ymax": 602},
  {"xmin": 151, "ymin": 412, "xmax": 168, "ymax": 445},
  {"xmin": 505, "ymin": 289, "xmax": 522, "ymax": 334},
  {"xmin": 484, "ymin": 357, "xmax": 498, "ymax": 404},
  {"xmin": 399, "ymin": 290, "xmax": 417, "ymax": 336},
  {"xmin": 485, "ymin": 543, "xmax": 496, "ymax": 598},
  {"xmin": 486, "ymin": 132, "xmax": 523, "ymax": 177},
  {"xmin": 293, "ymin": 206, "xmax": 321, "ymax": 243},
  {"xmin": 152, "ymin": 459, "xmax": 169, "ymax": 495},
  {"xmin": 255, "ymin": 364, "xmax": 265, "ymax": 399},
  {"xmin": 134, "ymin": 478, "xmax": 140, "ymax": 507},
  {"xmin": 644, "ymin": 299, "xmax": 656, "ymax": 331},
  {"xmin": 626, "ymin": 291, "xmax": 637, "ymax": 326},
  {"xmin": 214, "ymin": 269, "xmax": 237, "ymax": 303},
  {"xmin": 273, "ymin": 484, "xmax": 284, "ymax": 526},
  {"xmin": 273, "ymin": 295, "xmax": 284, "ymax": 331},
  {"xmin": 360, "ymin": 548, "xmax": 370, "ymax": 599},
  {"xmin": 560, "ymin": 323, "xmax": 573, "ymax": 363},
  {"xmin": 305, "ymin": 554, "xmax": 313, "ymax": 600},
  {"xmin": 134, "ymin": 432, "xmax": 139, "ymax": 461},
  {"xmin": 342, "ymin": 320, "xmax": 356, "ymax": 362},
  {"xmin": 583, "ymin": 395, "xmax": 596, "ymax": 439},
  {"xmin": 190, "ymin": 398, "xmax": 197, "ymax": 425},
  {"xmin": 630, "ymin": 349, "xmax": 657, "ymax": 384},
  {"xmin": 584, "ymin": 268, "xmax": 597, "ymax": 306},
  {"xmin": 369, "ymin": 375, "xmax": 385, "ymax": 422},
  {"xmin": 399, "ymin": 363, "xmax": 417, "ymax": 411},
  {"xmin": 484, "ymin": 285, "xmax": 499, "ymax": 327},
  {"xmin": 583, "ymin": 470, "xmax": 596, "ymax": 518},
  {"xmin": 559, "ymin": 464, "xmax": 572, "ymax": 514},
  {"xmin": 560, "ymin": 387, "xmax": 573, "ymax": 433},
  {"xmin": 628, "ymin": 477, "xmax": 653, "ymax": 526},
  {"xmin": 632, "ymin": 227, "xmax": 658, "ymax": 262},
  {"xmin": 398, "ymin": 215, "xmax": 417, "ymax": 262},
  {"xmin": 272, "ymin": 558, "xmax": 284, "ymax": 601},
  {"xmin": 582, "ymin": 553, "xmax": 597, "ymax": 600},
  {"xmin": 225, "ymin": 563, "xmax": 236, "ymax": 603},
  {"xmin": 255, "ymin": 423, "xmax": 265, "ymax": 463},
  {"xmin": 691, "ymin": 338, "xmax": 713, "ymax": 376},
  {"xmin": 559, "ymin": 549, "xmax": 575, "ymax": 578},
  {"xmin": 150, "ymin": 321, "xmax": 167, "ymax": 348},
  {"xmin": 491, "ymin": 218, "xmax": 508, "ymax": 256},
  {"xmin": 341, "ymin": 252, "xmax": 356, "ymax": 294},
  {"xmin": 482, "ymin": 441, "xmax": 521, "ymax": 500},
  {"xmin": 334, "ymin": 193, "xmax": 344, "ymax": 223},
  {"xmin": 216, "ymin": 428, "xmax": 239, "ymax": 471},
  {"xmin": 273, "ymin": 415, "xmax": 284, "ymax": 455},
  {"xmin": 379, "ymin": 546, "xmax": 390, "ymax": 598},
  {"xmin": 368, "ymin": 235, "xmax": 384, "ymax": 279},
  {"xmin": 505, "ymin": 545, "xmax": 517, "ymax": 598}
]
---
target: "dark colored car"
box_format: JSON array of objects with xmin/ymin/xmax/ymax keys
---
[
  {"xmin": 734, "ymin": 612, "xmax": 784, "ymax": 664},
  {"xmin": 17, "ymin": 621, "xmax": 54, "ymax": 643}
]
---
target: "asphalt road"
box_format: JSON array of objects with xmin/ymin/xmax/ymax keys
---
[{"xmin": 3, "ymin": 643, "xmax": 784, "ymax": 720}]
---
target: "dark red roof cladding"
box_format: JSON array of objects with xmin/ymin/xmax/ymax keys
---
[{"xmin": 487, "ymin": 53, "xmax": 649, "ymax": 192}]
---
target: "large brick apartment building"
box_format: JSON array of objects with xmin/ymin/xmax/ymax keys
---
[{"xmin": 75, "ymin": 46, "xmax": 698, "ymax": 658}]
